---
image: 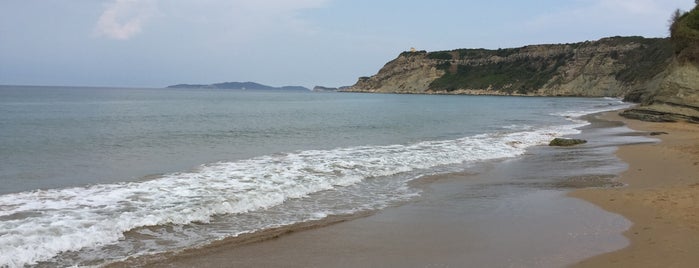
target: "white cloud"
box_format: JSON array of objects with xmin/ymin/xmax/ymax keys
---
[
  {"xmin": 114, "ymin": 0, "xmax": 328, "ymax": 52},
  {"xmin": 94, "ymin": 0, "xmax": 328, "ymax": 42},
  {"xmin": 95, "ymin": 0, "xmax": 157, "ymax": 40}
]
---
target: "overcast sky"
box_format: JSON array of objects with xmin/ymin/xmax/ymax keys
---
[{"xmin": 0, "ymin": 0, "xmax": 695, "ymax": 88}]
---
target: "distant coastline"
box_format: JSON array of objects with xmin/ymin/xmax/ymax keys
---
[{"xmin": 167, "ymin": 81, "xmax": 310, "ymax": 91}]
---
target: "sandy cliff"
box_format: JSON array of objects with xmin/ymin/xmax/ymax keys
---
[
  {"xmin": 345, "ymin": 37, "xmax": 673, "ymax": 97},
  {"xmin": 351, "ymin": 51, "xmax": 446, "ymax": 94},
  {"xmin": 620, "ymin": 62, "xmax": 699, "ymax": 123}
]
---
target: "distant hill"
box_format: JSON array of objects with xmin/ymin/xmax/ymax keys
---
[
  {"xmin": 312, "ymin": 85, "xmax": 352, "ymax": 92},
  {"xmin": 312, "ymin": 86, "xmax": 338, "ymax": 92},
  {"xmin": 167, "ymin": 82, "xmax": 309, "ymax": 91}
]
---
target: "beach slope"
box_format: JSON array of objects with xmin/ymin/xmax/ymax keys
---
[{"xmin": 571, "ymin": 113, "xmax": 699, "ymax": 267}]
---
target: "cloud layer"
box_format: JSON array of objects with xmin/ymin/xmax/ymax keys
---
[
  {"xmin": 94, "ymin": 0, "xmax": 327, "ymax": 41},
  {"xmin": 95, "ymin": 0, "xmax": 157, "ymax": 40}
]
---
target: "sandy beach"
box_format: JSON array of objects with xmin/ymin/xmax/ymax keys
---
[
  {"xmin": 141, "ymin": 175, "xmax": 630, "ymax": 268},
  {"xmin": 125, "ymin": 111, "xmax": 662, "ymax": 268},
  {"xmin": 111, "ymin": 111, "xmax": 699, "ymax": 268},
  {"xmin": 571, "ymin": 113, "xmax": 699, "ymax": 267}
]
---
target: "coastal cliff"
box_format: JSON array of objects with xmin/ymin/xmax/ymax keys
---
[
  {"xmin": 621, "ymin": 5, "xmax": 699, "ymax": 123},
  {"xmin": 344, "ymin": 5, "xmax": 699, "ymax": 122},
  {"xmin": 345, "ymin": 36, "xmax": 673, "ymax": 97}
]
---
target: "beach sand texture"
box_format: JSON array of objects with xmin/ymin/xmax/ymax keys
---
[{"xmin": 571, "ymin": 113, "xmax": 699, "ymax": 267}]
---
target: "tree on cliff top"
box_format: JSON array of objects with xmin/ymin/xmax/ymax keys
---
[{"xmin": 670, "ymin": 2, "xmax": 699, "ymax": 63}]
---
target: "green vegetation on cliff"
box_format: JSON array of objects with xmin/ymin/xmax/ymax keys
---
[
  {"xmin": 426, "ymin": 51, "xmax": 453, "ymax": 60},
  {"xmin": 671, "ymin": 4, "xmax": 699, "ymax": 63},
  {"xmin": 426, "ymin": 37, "xmax": 673, "ymax": 94},
  {"xmin": 429, "ymin": 53, "xmax": 569, "ymax": 93},
  {"xmin": 615, "ymin": 38, "xmax": 674, "ymax": 83}
]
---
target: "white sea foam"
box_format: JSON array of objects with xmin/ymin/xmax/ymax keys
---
[
  {"xmin": 0, "ymin": 122, "xmax": 587, "ymax": 267},
  {"xmin": 554, "ymin": 98, "xmax": 633, "ymax": 119}
]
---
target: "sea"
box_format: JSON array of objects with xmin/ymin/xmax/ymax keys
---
[{"xmin": 0, "ymin": 85, "xmax": 644, "ymax": 267}]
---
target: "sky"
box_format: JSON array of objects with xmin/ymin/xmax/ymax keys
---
[{"xmin": 0, "ymin": 0, "xmax": 695, "ymax": 88}]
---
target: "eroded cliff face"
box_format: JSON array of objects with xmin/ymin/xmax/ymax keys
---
[
  {"xmin": 620, "ymin": 61, "xmax": 699, "ymax": 122},
  {"xmin": 655, "ymin": 63, "xmax": 699, "ymax": 106},
  {"xmin": 352, "ymin": 52, "xmax": 445, "ymax": 93},
  {"xmin": 345, "ymin": 34, "xmax": 699, "ymax": 122},
  {"xmin": 345, "ymin": 37, "xmax": 673, "ymax": 97},
  {"xmin": 619, "ymin": 5, "xmax": 699, "ymax": 123}
]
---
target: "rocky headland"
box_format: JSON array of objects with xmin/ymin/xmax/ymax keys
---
[
  {"xmin": 344, "ymin": 36, "xmax": 673, "ymax": 97},
  {"xmin": 343, "ymin": 5, "xmax": 699, "ymax": 123}
]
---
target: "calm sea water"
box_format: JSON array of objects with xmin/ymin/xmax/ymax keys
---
[{"xmin": 0, "ymin": 85, "xmax": 631, "ymax": 267}]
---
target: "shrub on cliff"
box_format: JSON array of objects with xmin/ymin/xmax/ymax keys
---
[
  {"xmin": 670, "ymin": 3, "xmax": 699, "ymax": 63},
  {"xmin": 427, "ymin": 51, "xmax": 453, "ymax": 60},
  {"xmin": 615, "ymin": 38, "xmax": 673, "ymax": 83}
]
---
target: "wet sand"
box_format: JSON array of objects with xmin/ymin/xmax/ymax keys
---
[
  {"xmin": 571, "ymin": 113, "xmax": 699, "ymax": 267},
  {"xmin": 131, "ymin": 114, "xmax": 653, "ymax": 268},
  {"xmin": 145, "ymin": 176, "xmax": 629, "ymax": 268}
]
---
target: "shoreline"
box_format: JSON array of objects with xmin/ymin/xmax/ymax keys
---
[
  {"xmin": 338, "ymin": 88, "xmax": 623, "ymax": 98},
  {"xmin": 124, "ymin": 111, "xmax": 647, "ymax": 268},
  {"xmin": 104, "ymin": 109, "xmax": 699, "ymax": 268},
  {"xmin": 570, "ymin": 112, "xmax": 699, "ymax": 267}
]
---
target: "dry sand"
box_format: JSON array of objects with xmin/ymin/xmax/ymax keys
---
[{"xmin": 570, "ymin": 113, "xmax": 699, "ymax": 267}]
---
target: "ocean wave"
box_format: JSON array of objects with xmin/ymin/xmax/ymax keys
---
[
  {"xmin": 0, "ymin": 121, "xmax": 587, "ymax": 267},
  {"xmin": 553, "ymin": 98, "xmax": 632, "ymax": 119}
]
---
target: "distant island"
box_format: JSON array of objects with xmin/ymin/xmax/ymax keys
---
[
  {"xmin": 167, "ymin": 81, "xmax": 310, "ymax": 91},
  {"xmin": 311, "ymin": 85, "xmax": 352, "ymax": 92}
]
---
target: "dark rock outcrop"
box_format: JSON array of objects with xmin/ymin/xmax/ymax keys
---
[
  {"xmin": 619, "ymin": 109, "xmax": 679, "ymax": 122},
  {"xmin": 549, "ymin": 138, "xmax": 587, "ymax": 146},
  {"xmin": 620, "ymin": 103, "xmax": 699, "ymax": 123}
]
